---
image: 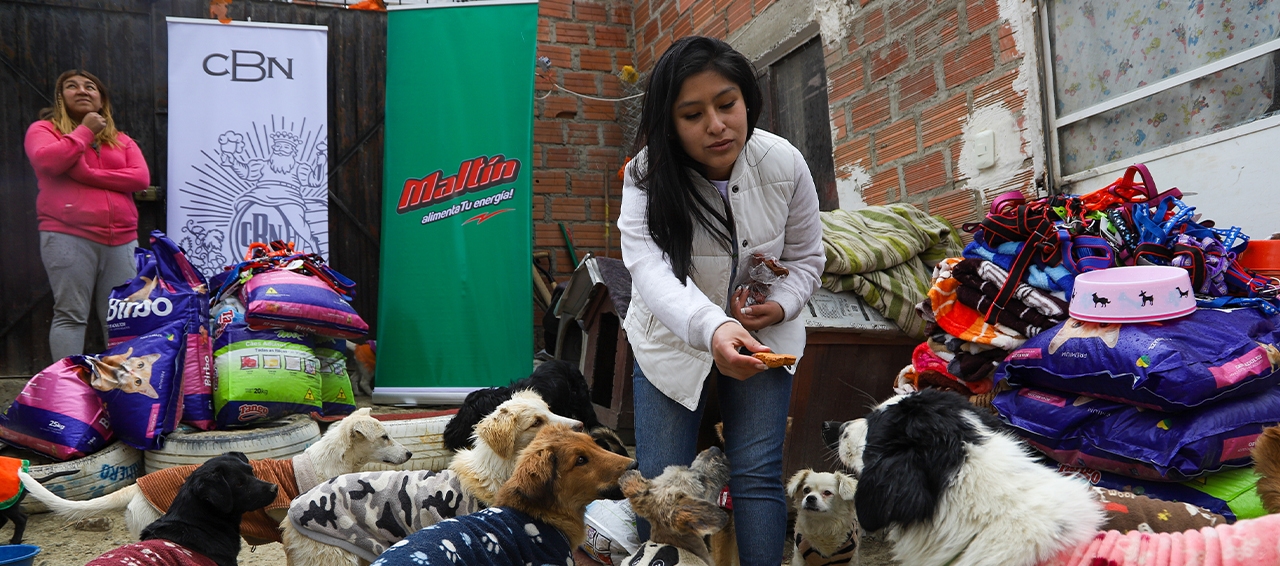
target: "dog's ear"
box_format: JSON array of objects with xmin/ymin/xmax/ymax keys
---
[
  {"xmin": 192, "ymin": 471, "xmax": 235, "ymax": 515},
  {"xmin": 786, "ymin": 469, "xmax": 810, "ymax": 499},
  {"xmin": 508, "ymin": 446, "xmax": 558, "ymax": 509},
  {"xmin": 855, "ymin": 447, "xmax": 938, "ymax": 533},
  {"xmin": 835, "ymin": 472, "xmax": 857, "ymax": 501},
  {"xmin": 674, "ymin": 498, "xmax": 728, "ymax": 536},
  {"xmin": 225, "ymin": 451, "xmax": 249, "ymax": 463},
  {"xmin": 349, "ymin": 407, "xmax": 372, "ymax": 418},
  {"xmin": 619, "ymin": 470, "xmax": 650, "ymax": 499},
  {"xmin": 476, "ymin": 407, "xmax": 519, "ymax": 459}
]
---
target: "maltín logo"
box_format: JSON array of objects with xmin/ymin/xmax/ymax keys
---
[{"xmin": 397, "ymin": 155, "xmax": 520, "ymax": 214}]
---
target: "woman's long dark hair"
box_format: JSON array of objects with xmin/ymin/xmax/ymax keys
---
[{"xmin": 636, "ymin": 36, "xmax": 762, "ymax": 283}]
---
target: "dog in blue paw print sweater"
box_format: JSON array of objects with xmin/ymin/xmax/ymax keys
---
[{"xmin": 372, "ymin": 507, "xmax": 571, "ymax": 566}]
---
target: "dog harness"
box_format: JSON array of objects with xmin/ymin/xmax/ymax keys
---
[
  {"xmin": 288, "ymin": 469, "xmax": 486, "ymax": 563},
  {"xmin": 85, "ymin": 539, "xmax": 217, "ymax": 566},
  {"xmin": 794, "ymin": 531, "xmax": 857, "ymax": 566},
  {"xmin": 371, "ymin": 507, "xmax": 569, "ymax": 566},
  {"xmin": 138, "ymin": 454, "xmax": 321, "ymax": 545}
]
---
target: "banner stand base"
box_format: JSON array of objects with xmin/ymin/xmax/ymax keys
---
[{"xmin": 371, "ymin": 387, "xmax": 480, "ymax": 406}]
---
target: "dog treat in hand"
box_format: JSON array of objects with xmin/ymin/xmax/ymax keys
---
[
  {"xmin": 753, "ymin": 352, "xmax": 797, "ymax": 368},
  {"xmin": 738, "ymin": 253, "xmax": 790, "ymax": 306}
]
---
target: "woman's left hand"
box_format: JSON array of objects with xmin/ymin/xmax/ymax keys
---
[{"xmin": 730, "ymin": 288, "xmax": 784, "ymax": 331}]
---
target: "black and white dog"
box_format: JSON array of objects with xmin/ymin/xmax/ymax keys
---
[
  {"xmin": 442, "ymin": 360, "xmax": 628, "ymax": 456},
  {"xmin": 822, "ymin": 390, "xmax": 1104, "ymax": 566}
]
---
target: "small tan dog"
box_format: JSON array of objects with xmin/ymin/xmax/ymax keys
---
[{"xmin": 787, "ymin": 469, "xmax": 859, "ymax": 566}]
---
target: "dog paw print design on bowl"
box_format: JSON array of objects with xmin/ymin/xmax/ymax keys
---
[{"xmin": 1069, "ymin": 266, "xmax": 1197, "ymax": 323}]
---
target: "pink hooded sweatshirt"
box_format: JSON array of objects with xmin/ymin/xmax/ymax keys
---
[{"xmin": 25, "ymin": 121, "xmax": 149, "ymax": 246}]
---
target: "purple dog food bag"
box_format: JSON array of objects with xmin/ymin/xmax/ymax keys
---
[
  {"xmin": 108, "ymin": 231, "xmax": 214, "ymax": 430},
  {"xmin": 240, "ymin": 269, "xmax": 368, "ymax": 339},
  {"xmin": 0, "ymin": 358, "xmax": 112, "ymax": 460},
  {"xmin": 213, "ymin": 297, "xmax": 322, "ymax": 427},
  {"xmin": 994, "ymin": 384, "xmax": 1280, "ymax": 481},
  {"xmin": 999, "ymin": 308, "xmax": 1280, "ymax": 411},
  {"xmin": 1055, "ymin": 463, "xmax": 1264, "ymax": 523},
  {"xmin": 87, "ymin": 320, "xmax": 188, "ymax": 450}
]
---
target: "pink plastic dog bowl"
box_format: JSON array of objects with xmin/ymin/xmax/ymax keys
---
[{"xmin": 1069, "ymin": 266, "xmax": 1196, "ymax": 323}]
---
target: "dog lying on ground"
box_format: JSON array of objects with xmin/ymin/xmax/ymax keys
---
[
  {"xmin": 280, "ymin": 390, "xmax": 581, "ymax": 566},
  {"xmin": 86, "ymin": 452, "xmax": 279, "ymax": 566},
  {"xmin": 1253, "ymin": 424, "xmax": 1280, "ymax": 514},
  {"xmin": 371, "ymin": 422, "xmax": 636, "ymax": 566},
  {"xmin": 442, "ymin": 360, "xmax": 628, "ymax": 456},
  {"xmin": 787, "ymin": 470, "xmax": 859, "ymax": 566},
  {"xmin": 21, "ymin": 407, "xmax": 411, "ymax": 544},
  {"xmin": 621, "ymin": 447, "xmax": 730, "ymax": 566},
  {"xmin": 823, "ymin": 389, "xmax": 1280, "ymax": 566}
]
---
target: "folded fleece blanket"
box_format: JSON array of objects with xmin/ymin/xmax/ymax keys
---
[
  {"xmin": 963, "ymin": 239, "xmax": 1075, "ymax": 299},
  {"xmin": 1040, "ymin": 512, "xmax": 1280, "ymax": 566},
  {"xmin": 927, "ymin": 258, "xmax": 1027, "ymax": 350},
  {"xmin": 820, "ymin": 204, "xmax": 964, "ymax": 339}
]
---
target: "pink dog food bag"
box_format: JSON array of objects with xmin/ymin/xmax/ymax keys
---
[
  {"xmin": 0, "ymin": 358, "xmax": 112, "ymax": 460},
  {"xmin": 240, "ymin": 269, "xmax": 368, "ymax": 339}
]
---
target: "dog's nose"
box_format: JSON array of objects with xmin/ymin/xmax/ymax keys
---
[
  {"xmin": 626, "ymin": 459, "xmax": 638, "ymax": 471},
  {"xmin": 269, "ymin": 483, "xmax": 279, "ymax": 496},
  {"xmin": 821, "ymin": 421, "xmax": 845, "ymax": 450},
  {"xmin": 571, "ymin": 420, "xmax": 585, "ymax": 432}
]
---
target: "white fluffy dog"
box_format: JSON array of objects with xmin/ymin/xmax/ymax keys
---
[
  {"xmin": 279, "ymin": 390, "xmax": 582, "ymax": 566},
  {"xmin": 20, "ymin": 408, "xmax": 411, "ymax": 540},
  {"xmin": 822, "ymin": 390, "xmax": 1104, "ymax": 566},
  {"xmin": 786, "ymin": 469, "xmax": 859, "ymax": 566}
]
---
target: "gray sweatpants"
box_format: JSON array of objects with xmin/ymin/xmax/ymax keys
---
[{"xmin": 39, "ymin": 231, "xmax": 137, "ymax": 360}]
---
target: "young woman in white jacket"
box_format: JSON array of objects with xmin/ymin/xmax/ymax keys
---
[{"xmin": 618, "ymin": 36, "xmax": 824, "ymax": 566}]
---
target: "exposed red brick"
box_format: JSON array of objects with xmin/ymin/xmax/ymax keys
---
[
  {"xmin": 927, "ymin": 188, "xmax": 979, "ymax": 230},
  {"xmin": 535, "ymin": 224, "xmax": 564, "ymax": 248},
  {"xmin": 857, "ymin": 8, "xmax": 885, "ymax": 49},
  {"xmin": 869, "ymin": 41, "xmax": 907, "ymax": 83},
  {"xmin": 535, "ymin": 68, "xmax": 558, "ymax": 91},
  {"xmin": 674, "ymin": 14, "xmax": 694, "ymax": 40},
  {"xmin": 828, "ymin": 58, "xmax": 865, "ymax": 102},
  {"xmin": 533, "ymin": 195, "xmax": 547, "ymax": 219},
  {"xmin": 851, "ymin": 87, "xmax": 891, "ymax": 132},
  {"xmin": 568, "ymin": 223, "xmax": 607, "ymax": 249},
  {"xmin": 903, "ymin": 152, "xmax": 947, "ymax": 196},
  {"xmin": 580, "ymin": 48, "xmax": 614, "ymax": 71},
  {"xmin": 922, "ymin": 94, "xmax": 968, "ymax": 148},
  {"xmin": 897, "ymin": 65, "xmax": 938, "ymax": 112},
  {"xmin": 538, "ymin": 19, "xmax": 552, "ymax": 43},
  {"xmin": 575, "ymin": 1, "xmax": 608, "ymax": 22},
  {"xmin": 612, "ymin": 4, "xmax": 633, "ymax": 25},
  {"xmin": 755, "ymin": 0, "xmax": 775, "ymax": 16},
  {"xmin": 539, "ymin": 45, "xmax": 572, "ymax": 69},
  {"xmin": 546, "ymin": 147, "xmax": 579, "ymax": 169},
  {"xmin": 551, "ymin": 197, "xmax": 589, "ymax": 221},
  {"xmin": 659, "ymin": 2, "xmax": 678, "ymax": 29},
  {"xmin": 727, "ymin": 0, "xmax": 752, "ymax": 32},
  {"xmin": 652, "ymin": 33, "xmax": 674, "ymax": 61},
  {"xmin": 915, "ymin": 9, "xmax": 959, "ymax": 59},
  {"xmin": 887, "ymin": 0, "xmax": 930, "ymax": 33},
  {"xmin": 833, "ymin": 135, "xmax": 870, "ymax": 170},
  {"xmin": 540, "ymin": 0, "xmax": 572, "ymax": 19},
  {"xmin": 535, "ymin": 120, "xmax": 564, "ymax": 144},
  {"xmin": 556, "ymin": 22, "xmax": 590, "ymax": 45},
  {"xmin": 641, "ymin": 20, "xmax": 659, "ymax": 51},
  {"xmin": 601, "ymin": 75, "xmax": 623, "ymax": 97},
  {"xmin": 562, "ymin": 72, "xmax": 598, "ymax": 95},
  {"xmin": 595, "ymin": 24, "xmax": 630, "ymax": 48},
  {"xmin": 637, "ymin": 46, "xmax": 655, "ymax": 72},
  {"xmin": 586, "ymin": 148, "xmax": 621, "ymax": 169},
  {"xmin": 543, "ymin": 95, "xmax": 578, "ymax": 119},
  {"xmin": 874, "ymin": 118, "xmax": 918, "ymax": 165},
  {"xmin": 534, "ymin": 171, "xmax": 568, "ymax": 195},
  {"xmin": 943, "ymin": 35, "xmax": 996, "ymax": 88},
  {"xmin": 966, "ymin": 0, "xmax": 1000, "ymax": 32},
  {"xmin": 571, "ymin": 171, "xmax": 607, "ymax": 196},
  {"xmin": 868, "ymin": 167, "xmax": 900, "ymax": 205},
  {"xmin": 833, "ymin": 108, "xmax": 848, "ymax": 140},
  {"xmin": 635, "ymin": 0, "xmax": 651, "ymax": 26},
  {"xmin": 567, "ymin": 123, "xmax": 600, "ymax": 145},
  {"xmin": 702, "ymin": 17, "xmax": 728, "ymax": 40},
  {"xmin": 980, "ymin": 168, "xmax": 1035, "ymax": 205},
  {"xmin": 602, "ymin": 123, "xmax": 626, "ymax": 147},
  {"xmin": 616, "ymin": 50, "xmax": 634, "ymax": 69},
  {"xmin": 691, "ymin": 0, "xmax": 718, "ymax": 33},
  {"xmin": 998, "ymin": 23, "xmax": 1019, "ymax": 63},
  {"xmin": 532, "ymin": 144, "xmax": 544, "ymax": 168},
  {"xmin": 582, "ymin": 99, "xmax": 616, "ymax": 121},
  {"xmin": 974, "ymin": 69, "xmax": 1022, "ymax": 111}
]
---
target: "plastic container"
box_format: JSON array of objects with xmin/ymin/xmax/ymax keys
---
[
  {"xmin": 1238, "ymin": 239, "xmax": 1280, "ymax": 278},
  {"xmin": 1068, "ymin": 265, "xmax": 1196, "ymax": 323},
  {"xmin": 0, "ymin": 545, "xmax": 40, "ymax": 566}
]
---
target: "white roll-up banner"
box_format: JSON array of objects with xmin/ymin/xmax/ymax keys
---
[{"xmin": 166, "ymin": 18, "xmax": 329, "ymax": 278}]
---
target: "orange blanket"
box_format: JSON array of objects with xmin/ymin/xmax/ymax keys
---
[{"xmin": 138, "ymin": 458, "xmax": 298, "ymax": 545}]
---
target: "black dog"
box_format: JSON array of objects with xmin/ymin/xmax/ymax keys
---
[
  {"xmin": 442, "ymin": 360, "xmax": 628, "ymax": 456},
  {"xmin": 87, "ymin": 452, "xmax": 278, "ymax": 566},
  {"xmin": 0, "ymin": 468, "xmax": 75, "ymax": 544}
]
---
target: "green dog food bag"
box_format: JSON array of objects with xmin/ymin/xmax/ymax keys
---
[{"xmin": 314, "ymin": 338, "xmax": 356, "ymax": 417}]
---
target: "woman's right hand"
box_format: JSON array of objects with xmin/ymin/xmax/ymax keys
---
[
  {"xmin": 82, "ymin": 112, "xmax": 106, "ymax": 134},
  {"xmin": 711, "ymin": 321, "xmax": 770, "ymax": 380}
]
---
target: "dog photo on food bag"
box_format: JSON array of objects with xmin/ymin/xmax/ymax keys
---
[
  {"xmin": 371, "ymin": 423, "xmax": 635, "ymax": 566},
  {"xmin": 85, "ymin": 452, "xmax": 279, "ymax": 566}
]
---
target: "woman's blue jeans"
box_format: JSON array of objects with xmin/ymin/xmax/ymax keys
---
[{"xmin": 632, "ymin": 361, "xmax": 792, "ymax": 566}]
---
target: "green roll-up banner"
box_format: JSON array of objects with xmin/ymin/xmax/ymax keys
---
[{"xmin": 374, "ymin": 0, "xmax": 538, "ymax": 405}]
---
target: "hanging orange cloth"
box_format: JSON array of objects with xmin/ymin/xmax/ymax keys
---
[{"xmin": 0, "ymin": 457, "xmax": 30, "ymax": 510}]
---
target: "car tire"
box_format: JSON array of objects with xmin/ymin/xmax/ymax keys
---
[
  {"xmin": 361, "ymin": 415, "xmax": 453, "ymax": 472},
  {"xmin": 144, "ymin": 414, "xmax": 321, "ymax": 473},
  {"xmin": 19, "ymin": 441, "xmax": 143, "ymax": 514}
]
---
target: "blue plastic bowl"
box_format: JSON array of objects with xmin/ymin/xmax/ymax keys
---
[{"xmin": 0, "ymin": 545, "xmax": 39, "ymax": 566}]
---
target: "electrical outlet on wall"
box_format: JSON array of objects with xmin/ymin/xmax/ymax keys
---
[{"xmin": 974, "ymin": 130, "xmax": 996, "ymax": 169}]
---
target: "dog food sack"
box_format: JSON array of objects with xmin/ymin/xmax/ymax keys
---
[
  {"xmin": 87, "ymin": 321, "xmax": 189, "ymax": 451},
  {"xmin": 313, "ymin": 339, "xmax": 356, "ymax": 417},
  {"xmin": 583, "ymin": 500, "xmax": 640, "ymax": 565},
  {"xmin": 0, "ymin": 358, "xmax": 112, "ymax": 460},
  {"xmin": 240, "ymin": 269, "xmax": 368, "ymax": 339},
  {"xmin": 1057, "ymin": 464, "xmax": 1265, "ymax": 523},
  {"xmin": 995, "ymin": 385, "xmax": 1280, "ymax": 481},
  {"xmin": 108, "ymin": 231, "xmax": 214, "ymax": 430},
  {"xmin": 214, "ymin": 297, "xmax": 321, "ymax": 427},
  {"xmin": 1000, "ymin": 308, "xmax": 1280, "ymax": 411}
]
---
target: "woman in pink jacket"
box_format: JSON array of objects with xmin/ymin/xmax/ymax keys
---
[{"xmin": 25, "ymin": 69, "xmax": 150, "ymax": 359}]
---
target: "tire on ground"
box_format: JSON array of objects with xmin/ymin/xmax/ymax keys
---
[
  {"xmin": 361, "ymin": 415, "xmax": 453, "ymax": 472},
  {"xmin": 20, "ymin": 441, "xmax": 143, "ymax": 514},
  {"xmin": 144, "ymin": 414, "xmax": 321, "ymax": 473}
]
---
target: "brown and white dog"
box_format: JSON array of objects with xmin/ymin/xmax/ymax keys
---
[
  {"xmin": 21, "ymin": 408, "xmax": 411, "ymax": 543},
  {"xmin": 280, "ymin": 390, "xmax": 582, "ymax": 566},
  {"xmin": 371, "ymin": 423, "xmax": 635, "ymax": 566},
  {"xmin": 1253, "ymin": 424, "xmax": 1280, "ymax": 515},
  {"xmin": 787, "ymin": 470, "xmax": 859, "ymax": 566},
  {"xmin": 622, "ymin": 447, "xmax": 731, "ymax": 566}
]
